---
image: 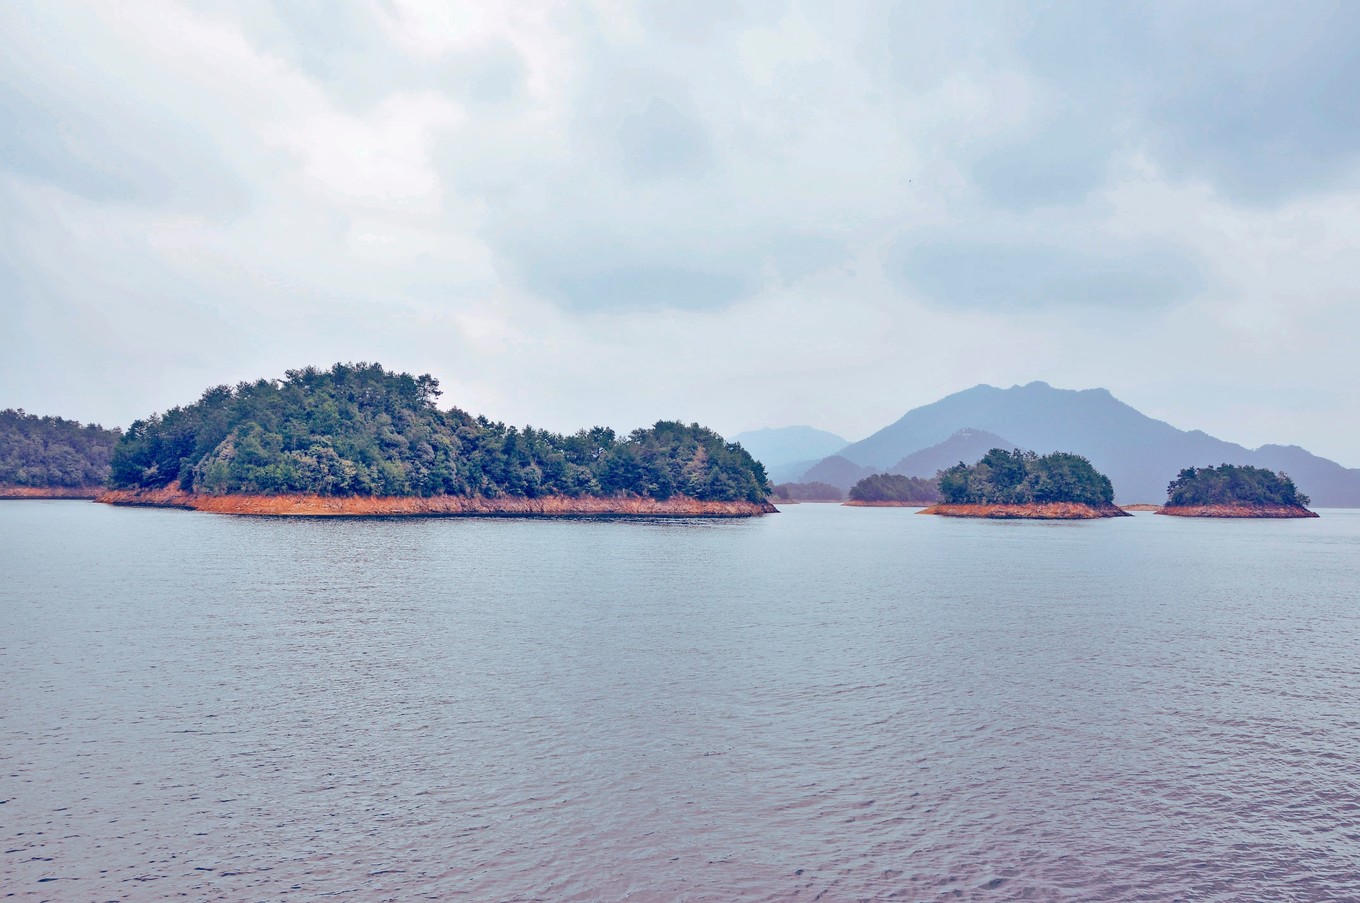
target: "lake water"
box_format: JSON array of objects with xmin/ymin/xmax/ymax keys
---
[{"xmin": 3, "ymin": 501, "xmax": 1359, "ymax": 901}]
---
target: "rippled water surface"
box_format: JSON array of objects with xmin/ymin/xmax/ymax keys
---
[{"xmin": 3, "ymin": 501, "xmax": 1360, "ymax": 901}]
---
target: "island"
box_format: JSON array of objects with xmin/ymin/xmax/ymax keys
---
[
  {"xmin": 843, "ymin": 473, "xmax": 939, "ymax": 507},
  {"xmin": 1157, "ymin": 464, "xmax": 1318, "ymax": 518},
  {"xmin": 1, "ymin": 408, "xmax": 119, "ymax": 499},
  {"xmin": 772, "ymin": 481, "xmax": 845, "ymax": 502},
  {"xmin": 97, "ymin": 363, "xmax": 775, "ymax": 517},
  {"xmin": 919, "ymin": 448, "xmax": 1130, "ymax": 519}
]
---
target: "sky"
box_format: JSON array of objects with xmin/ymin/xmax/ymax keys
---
[{"xmin": 2, "ymin": 1, "xmax": 1359, "ymax": 465}]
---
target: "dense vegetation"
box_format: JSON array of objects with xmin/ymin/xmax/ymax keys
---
[
  {"xmin": 1165, "ymin": 464, "xmax": 1310, "ymax": 508},
  {"xmin": 772, "ymin": 481, "xmax": 844, "ymax": 502},
  {"xmin": 847, "ymin": 473, "xmax": 940, "ymax": 503},
  {"xmin": 937, "ymin": 448, "xmax": 1115, "ymax": 506},
  {"xmin": 109, "ymin": 363, "xmax": 770, "ymax": 503},
  {"xmin": 1, "ymin": 409, "xmax": 120, "ymax": 487}
]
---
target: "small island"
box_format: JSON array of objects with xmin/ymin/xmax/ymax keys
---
[
  {"xmin": 1, "ymin": 409, "xmax": 119, "ymax": 499},
  {"xmin": 919, "ymin": 448, "xmax": 1129, "ymax": 519},
  {"xmin": 771, "ymin": 481, "xmax": 845, "ymax": 502},
  {"xmin": 98, "ymin": 363, "xmax": 775, "ymax": 517},
  {"xmin": 1157, "ymin": 464, "xmax": 1318, "ymax": 518},
  {"xmin": 843, "ymin": 473, "xmax": 939, "ymax": 507}
]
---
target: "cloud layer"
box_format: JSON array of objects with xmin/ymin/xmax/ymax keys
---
[{"xmin": 3, "ymin": 0, "xmax": 1359, "ymax": 464}]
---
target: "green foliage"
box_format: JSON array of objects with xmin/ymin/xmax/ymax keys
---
[
  {"xmin": 1166, "ymin": 464, "xmax": 1310, "ymax": 508},
  {"xmin": 847, "ymin": 473, "xmax": 939, "ymax": 503},
  {"xmin": 108, "ymin": 363, "xmax": 770, "ymax": 503},
  {"xmin": 0, "ymin": 409, "xmax": 120, "ymax": 487},
  {"xmin": 772, "ymin": 481, "xmax": 844, "ymax": 502},
  {"xmin": 937, "ymin": 448, "xmax": 1114, "ymax": 505}
]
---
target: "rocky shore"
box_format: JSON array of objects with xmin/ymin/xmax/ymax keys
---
[
  {"xmin": 918, "ymin": 502, "xmax": 1132, "ymax": 519},
  {"xmin": 1156, "ymin": 504, "xmax": 1318, "ymax": 518},
  {"xmin": 1, "ymin": 486, "xmax": 104, "ymax": 499},
  {"xmin": 96, "ymin": 488, "xmax": 777, "ymax": 518}
]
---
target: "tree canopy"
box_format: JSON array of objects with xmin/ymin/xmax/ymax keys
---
[
  {"xmin": 108, "ymin": 363, "xmax": 770, "ymax": 503},
  {"xmin": 847, "ymin": 473, "xmax": 940, "ymax": 503},
  {"xmin": 937, "ymin": 448, "xmax": 1115, "ymax": 506},
  {"xmin": 1, "ymin": 409, "xmax": 120, "ymax": 488},
  {"xmin": 772, "ymin": 481, "xmax": 845, "ymax": 502},
  {"xmin": 1165, "ymin": 464, "xmax": 1310, "ymax": 508}
]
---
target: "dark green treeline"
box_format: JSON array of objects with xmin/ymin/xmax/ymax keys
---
[
  {"xmin": 938, "ymin": 448, "xmax": 1115, "ymax": 506},
  {"xmin": 1165, "ymin": 464, "xmax": 1310, "ymax": 507},
  {"xmin": 0, "ymin": 409, "xmax": 120, "ymax": 488},
  {"xmin": 109, "ymin": 363, "xmax": 770, "ymax": 503}
]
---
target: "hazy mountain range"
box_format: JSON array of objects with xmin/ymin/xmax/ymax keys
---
[
  {"xmin": 744, "ymin": 382, "xmax": 1360, "ymax": 506},
  {"xmin": 731, "ymin": 426, "xmax": 848, "ymax": 484}
]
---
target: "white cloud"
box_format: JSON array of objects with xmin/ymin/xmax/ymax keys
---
[{"xmin": 2, "ymin": 0, "xmax": 1359, "ymax": 466}]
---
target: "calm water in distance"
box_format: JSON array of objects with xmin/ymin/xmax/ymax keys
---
[{"xmin": 3, "ymin": 501, "xmax": 1359, "ymax": 901}]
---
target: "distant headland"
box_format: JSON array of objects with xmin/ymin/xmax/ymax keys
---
[
  {"xmin": 90, "ymin": 363, "xmax": 774, "ymax": 518},
  {"xmin": 1156, "ymin": 464, "xmax": 1318, "ymax": 518},
  {"xmin": 842, "ymin": 472, "xmax": 939, "ymax": 507},
  {"xmin": 1, "ymin": 408, "xmax": 119, "ymax": 499},
  {"xmin": 918, "ymin": 448, "xmax": 1129, "ymax": 519}
]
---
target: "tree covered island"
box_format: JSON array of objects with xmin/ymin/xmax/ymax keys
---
[
  {"xmin": 920, "ymin": 448, "xmax": 1129, "ymax": 519},
  {"xmin": 1, "ymin": 409, "xmax": 120, "ymax": 498},
  {"xmin": 1158, "ymin": 464, "xmax": 1318, "ymax": 518},
  {"xmin": 844, "ymin": 473, "xmax": 940, "ymax": 506},
  {"xmin": 772, "ymin": 481, "xmax": 845, "ymax": 502},
  {"xmin": 100, "ymin": 363, "xmax": 774, "ymax": 517}
]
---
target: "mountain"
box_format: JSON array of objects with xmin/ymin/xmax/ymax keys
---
[
  {"xmin": 733, "ymin": 426, "xmax": 847, "ymax": 471},
  {"xmin": 889, "ymin": 428, "xmax": 1017, "ymax": 479},
  {"xmin": 800, "ymin": 382, "xmax": 1360, "ymax": 505},
  {"xmin": 801, "ymin": 455, "xmax": 877, "ymax": 489}
]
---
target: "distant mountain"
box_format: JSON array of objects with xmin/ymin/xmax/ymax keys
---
[
  {"xmin": 766, "ymin": 458, "xmax": 828, "ymax": 484},
  {"xmin": 799, "ymin": 382, "xmax": 1360, "ymax": 505},
  {"xmin": 889, "ymin": 428, "xmax": 1017, "ymax": 479},
  {"xmin": 801, "ymin": 455, "xmax": 877, "ymax": 489},
  {"xmin": 733, "ymin": 426, "xmax": 847, "ymax": 473}
]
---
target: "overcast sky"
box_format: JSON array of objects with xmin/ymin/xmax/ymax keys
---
[{"xmin": 3, "ymin": 1, "xmax": 1359, "ymax": 464}]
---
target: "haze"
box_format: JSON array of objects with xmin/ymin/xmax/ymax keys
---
[{"xmin": 2, "ymin": 2, "xmax": 1358, "ymax": 466}]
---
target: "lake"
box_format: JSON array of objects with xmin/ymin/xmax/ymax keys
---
[{"xmin": 3, "ymin": 501, "xmax": 1358, "ymax": 900}]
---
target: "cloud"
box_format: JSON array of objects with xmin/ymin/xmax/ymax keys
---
[
  {"xmin": 3, "ymin": 0, "xmax": 1360, "ymax": 466},
  {"xmin": 894, "ymin": 239, "xmax": 1205, "ymax": 312}
]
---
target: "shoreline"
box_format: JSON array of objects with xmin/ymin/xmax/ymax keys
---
[
  {"xmin": 95, "ymin": 488, "xmax": 777, "ymax": 518},
  {"xmin": 1, "ymin": 486, "xmax": 104, "ymax": 500},
  {"xmin": 918, "ymin": 502, "xmax": 1131, "ymax": 520},
  {"xmin": 1156, "ymin": 504, "xmax": 1318, "ymax": 519}
]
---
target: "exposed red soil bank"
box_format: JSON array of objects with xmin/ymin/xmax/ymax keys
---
[
  {"xmin": 1120, "ymin": 504, "xmax": 1162, "ymax": 512},
  {"xmin": 1156, "ymin": 504, "xmax": 1318, "ymax": 518},
  {"xmin": 1, "ymin": 486, "xmax": 103, "ymax": 500},
  {"xmin": 842, "ymin": 500, "xmax": 936, "ymax": 507},
  {"xmin": 96, "ymin": 488, "xmax": 777, "ymax": 518},
  {"xmin": 918, "ymin": 502, "xmax": 1131, "ymax": 519}
]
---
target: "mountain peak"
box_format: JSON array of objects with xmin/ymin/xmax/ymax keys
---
[{"xmin": 803, "ymin": 382, "xmax": 1359, "ymax": 504}]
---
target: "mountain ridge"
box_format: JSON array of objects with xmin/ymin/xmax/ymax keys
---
[{"xmin": 799, "ymin": 382, "xmax": 1360, "ymax": 505}]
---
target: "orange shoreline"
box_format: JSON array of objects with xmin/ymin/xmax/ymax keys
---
[
  {"xmin": 1, "ymin": 486, "xmax": 104, "ymax": 500},
  {"xmin": 96, "ymin": 488, "xmax": 777, "ymax": 518},
  {"xmin": 918, "ymin": 502, "xmax": 1131, "ymax": 519},
  {"xmin": 1156, "ymin": 504, "xmax": 1318, "ymax": 518}
]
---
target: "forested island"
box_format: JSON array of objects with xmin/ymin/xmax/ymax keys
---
[
  {"xmin": 844, "ymin": 473, "xmax": 940, "ymax": 506},
  {"xmin": 920, "ymin": 448, "xmax": 1129, "ymax": 519},
  {"xmin": 98, "ymin": 363, "xmax": 774, "ymax": 517},
  {"xmin": 1157, "ymin": 464, "xmax": 1318, "ymax": 518},
  {"xmin": 771, "ymin": 481, "xmax": 844, "ymax": 502},
  {"xmin": 0, "ymin": 409, "xmax": 120, "ymax": 498}
]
